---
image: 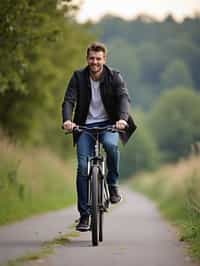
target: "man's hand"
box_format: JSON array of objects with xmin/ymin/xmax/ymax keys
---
[
  {"xmin": 116, "ymin": 119, "xmax": 128, "ymax": 130},
  {"xmin": 63, "ymin": 120, "xmax": 76, "ymax": 132}
]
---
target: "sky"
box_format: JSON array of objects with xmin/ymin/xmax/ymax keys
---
[{"xmin": 76, "ymin": 0, "xmax": 200, "ymax": 23}]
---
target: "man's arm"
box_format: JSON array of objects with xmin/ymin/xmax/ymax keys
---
[
  {"xmin": 62, "ymin": 72, "xmax": 77, "ymax": 131},
  {"xmin": 114, "ymin": 72, "xmax": 130, "ymax": 129}
]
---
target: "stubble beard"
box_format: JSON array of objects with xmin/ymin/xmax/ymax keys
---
[{"xmin": 89, "ymin": 65, "xmax": 103, "ymax": 77}]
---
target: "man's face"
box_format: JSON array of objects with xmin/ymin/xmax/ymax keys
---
[{"xmin": 87, "ymin": 51, "xmax": 106, "ymax": 74}]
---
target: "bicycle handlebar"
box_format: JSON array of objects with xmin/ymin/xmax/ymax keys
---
[{"xmin": 62, "ymin": 125, "xmax": 127, "ymax": 134}]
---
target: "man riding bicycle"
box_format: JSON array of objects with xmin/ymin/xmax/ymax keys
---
[{"xmin": 62, "ymin": 42, "xmax": 136, "ymax": 231}]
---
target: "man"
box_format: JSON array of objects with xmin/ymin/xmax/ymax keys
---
[{"xmin": 62, "ymin": 42, "xmax": 136, "ymax": 231}]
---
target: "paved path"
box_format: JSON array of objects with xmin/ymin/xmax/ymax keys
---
[
  {"xmin": 0, "ymin": 188, "xmax": 199, "ymax": 266},
  {"xmin": 0, "ymin": 207, "xmax": 75, "ymax": 265}
]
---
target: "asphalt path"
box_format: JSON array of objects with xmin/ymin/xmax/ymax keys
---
[{"xmin": 0, "ymin": 188, "xmax": 199, "ymax": 266}]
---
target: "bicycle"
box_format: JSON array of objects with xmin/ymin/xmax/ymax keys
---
[{"xmin": 63, "ymin": 124, "xmax": 124, "ymax": 246}]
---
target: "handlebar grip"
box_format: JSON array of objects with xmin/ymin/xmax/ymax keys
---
[
  {"xmin": 61, "ymin": 124, "xmax": 73, "ymax": 134},
  {"xmin": 61, "ymin": 125, "xmax": 81, "ymax": 134}
]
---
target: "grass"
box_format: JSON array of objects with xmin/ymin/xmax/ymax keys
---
[
  {"xmin": 0, "ymin": 133, "xmax": 77, "ymax": 225},
  {"xmin": 131, "ymin": 155, "xmax": 200, "ymax": 261}
]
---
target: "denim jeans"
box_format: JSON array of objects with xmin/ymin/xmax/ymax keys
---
[{"xmin": 76, "ymin": 121, "xmax": 119, "ymax": 217}]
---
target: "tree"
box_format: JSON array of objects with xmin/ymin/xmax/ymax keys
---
[
  {"xmin": 161, "ymin": 59, "xmax": 194, "ymax": 89},
  {"xmin": 0, "ymin": 0, "xmax": 94, "ymax": 156},
  {"xmin": 0, "ymin": 0, "xmax": 64, "ymax": 94},
  {"xmin": 120, "ymin": 110, "xmax": 160, "ymax": 178},
  {"xmin": 149, "ymin": 88, "xmax": 200, "ymax": 161}
]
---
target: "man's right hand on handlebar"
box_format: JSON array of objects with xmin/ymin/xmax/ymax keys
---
[{"xmin": 63, "ymin": 120, "xmax": 76, "ymax": 132}]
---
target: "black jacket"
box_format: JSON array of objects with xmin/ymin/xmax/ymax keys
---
[{"xmin": 62, "ymin": 65, "xmax": 137, "ymax": 144}]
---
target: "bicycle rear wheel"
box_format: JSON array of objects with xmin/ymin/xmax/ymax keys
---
[{"xmin": 91, "ymin": 166, "xmax": 99, "ymax": 246}]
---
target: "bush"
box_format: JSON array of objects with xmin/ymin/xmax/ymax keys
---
[
  {"xmin": 120, "ymin": 110, "xmax": 160, "ymax": 178},
  {"xmin": 148, "ymin": 87, "xmax": 200, "ymax": 162}
]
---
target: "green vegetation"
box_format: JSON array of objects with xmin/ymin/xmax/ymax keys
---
[
  {"xmin": 0, "ymin": 0, "xmax": 93, "ymax": 225},
  {"xmin": 120, "ymin": 110, "xmax": 160, "ymax": 178},
  {"xmin": 120, "ymin": 88, "xmax": 200, "ymax": 178},
  {"xmin": 132, "ymin": 156, "xmax": 200, "ymax": 260},
  {"xmin": 0, "ymin": 0, "xmax": 94, "ymax": 157},
  {"xmin": 149, "ymin": 88, "xmax": 200, "ymax": 162},
  {"xmin": 0, "ymin": 133, "xmax": 76, "ymax": 225}
]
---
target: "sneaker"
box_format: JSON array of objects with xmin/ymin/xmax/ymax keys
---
[
  {"xmin": 76, "ymin": 215, "xmax": 90, "ymax": 232},
  {"xmin": 108, "ymin": 185, "xmax": 122, "ymax": 204}
]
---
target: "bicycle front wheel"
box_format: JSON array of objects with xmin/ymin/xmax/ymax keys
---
[
  {"xmin": 91, "ymin": 166, "xmax": 99, "ymax": 246},
  {"xmin": 99, "ymin": 178, "xmax": 104, "ymax": 242},
  {"xmin": 99, "ymin": 210, "xmax": 104, "ymax": 242}
]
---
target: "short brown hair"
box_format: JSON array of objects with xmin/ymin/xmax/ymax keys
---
[{"xmin": 87, "ymin": 42, "xmax": 107, "ymax": 57}]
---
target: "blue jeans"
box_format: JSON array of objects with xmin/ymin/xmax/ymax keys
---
[{"xmin": 76, "ymin": 121, "xmax": 119, "ymax": 217}]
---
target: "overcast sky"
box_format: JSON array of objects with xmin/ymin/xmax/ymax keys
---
[{"xmin": 76, "ymin": 0, "xmax": 200, "ymax": 22}]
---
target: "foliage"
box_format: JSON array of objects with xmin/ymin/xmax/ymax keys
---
[
  {"xmin": 161, "ymin": 59, "xmax": 194, "ymax": 89},
  {"xmin": 148, "ymin": 88, "xmax": 200, "ymax": 162},
  {"xmin": 0, "ymin": 0, "xmax": 60, "ymax": 94},
  {"xmin": 0, "ymin": 0, "xmax": 94, "ymax": 156},
  {"xmin": 120, "ymin": 110, "xmax": 160, "ymax": 178}
]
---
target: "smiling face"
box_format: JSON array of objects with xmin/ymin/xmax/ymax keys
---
[{"xmin": 87, "ymin": 50, "xmax": 106, "ymax": 76}]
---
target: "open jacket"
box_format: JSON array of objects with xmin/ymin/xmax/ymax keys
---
[{"xmin": 62, "ymin": 65, "xmax": 137, "ymax": 144}]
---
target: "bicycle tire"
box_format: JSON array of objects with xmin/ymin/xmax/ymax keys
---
[
  {"xmin": 91, "ymin": 166, "xmax": 99, "ymax": 246},
  {"xmin": 99, "ymin": 177, "xmax": 104, "ymax": 242},
  {"xmin": 99, "ymin": 210, "xmax": 104, "ymax": 242}
]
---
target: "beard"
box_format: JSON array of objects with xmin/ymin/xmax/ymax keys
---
[{"xmin": 89, "ymin": 64, "xmax": 103, "ymax": 74}]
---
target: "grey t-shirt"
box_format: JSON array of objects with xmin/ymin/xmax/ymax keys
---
[{"xmin": 85, "ymin": 77, "xmax": 109, "ymax": 124}]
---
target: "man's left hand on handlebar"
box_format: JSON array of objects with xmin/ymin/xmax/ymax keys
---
[
  {"xmin": 63, "ymin": 120, "xmax": 76, "ymax": 132},
  {"xmin": 116, "ymin": 119, "xmax": 128, "ymax": 130}
]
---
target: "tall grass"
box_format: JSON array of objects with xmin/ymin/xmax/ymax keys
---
[
  {"xmin": 132, "ymin": 156, "xmax": 200, "ymax": 260},
  {"xmin": 0, "ymin": 132, "xmax": 76, "ymax": 225}
]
